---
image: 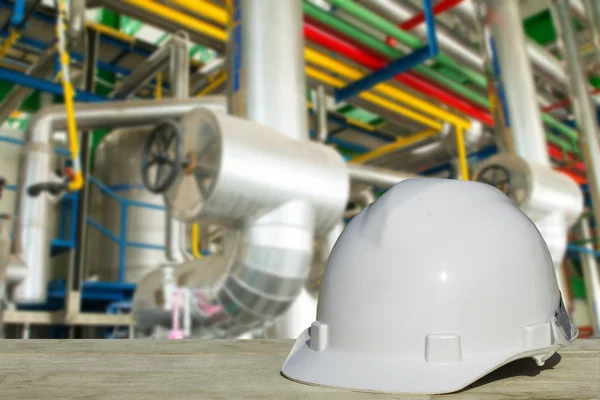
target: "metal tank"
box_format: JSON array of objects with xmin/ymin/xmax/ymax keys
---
[{"xmin": 88, "ymin": 127, "xmax": 168, "ymax": 283}]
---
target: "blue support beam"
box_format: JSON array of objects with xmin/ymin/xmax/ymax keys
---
[
  {"xmin": 335, "ymin": 0, "xmax": 438, "ymax": 102},
  {"xmin": 0, "ymin": 66, "xmax": 106, "ymax": 102}
]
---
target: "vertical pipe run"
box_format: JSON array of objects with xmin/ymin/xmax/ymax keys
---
[
  {"xmin": 165, "ymin": 35, "xmax": 192, "ymax": 264},
  {"xmin": 316, "ymin": 85, "xmax": 328, "ymax": 142},
  {"xmin": 551, "ymin": 0, "xmax": 600, "ymax": 230},
  {"xmin": 478, "ymin": 0, "xmax": 550, "ymax": 167},
  {"xmin": 223, "ymin": 0, "xmax": 316, "ymax": 334},
  {"xmin": 575, "ymin": 219, "xmax": 600, "ymax": 336},
  {"xmin": 230, "ymin": 0, "xmax": 309, "ymax": 141},
  {"xmin": 70, "ymin": 27, "xmax": 98, "ymax": 296},
  {"xmin": 581, "ymin": 0, "xmax": 600, "ymax": 65}
]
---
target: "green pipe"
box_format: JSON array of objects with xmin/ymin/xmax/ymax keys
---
[
  {"xmin": 327, "ymin": 0, "xmax": 488, "ymax": 89},
  {"xmin": 304, "ymin": 1, "xmax": 580, "ymax": 152},
  {"xmin": 304, "ymin": 2, "xmax": 489, "ymax": 105}
]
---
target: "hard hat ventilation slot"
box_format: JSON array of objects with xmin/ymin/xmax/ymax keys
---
[{"xmin": 425, "ymin": 333, "xmax": 462, "ymax": 363}]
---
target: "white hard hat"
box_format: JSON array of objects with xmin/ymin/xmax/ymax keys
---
[{"xmin": 282, "ymin": 178, "xmax": 576, "ymax": 394}]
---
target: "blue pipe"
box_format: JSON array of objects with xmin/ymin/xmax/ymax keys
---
[
  {"xmin": 567, "ymin": 244, "xmax": 600, "ymax": 258},
  {"xmin": 9, "ymin": 0, "xmax": 26, "ymax": 27},
  {"xmin": 0, "ymin": 0, "xmax": 152, "ymax": 58},
  {"xmin": 334, "ymin": 0, "xmax": 439, "ymax": 102},
  {"xmin": 0, "ymin": 66, "xmax": 106, "ymax": 102}
]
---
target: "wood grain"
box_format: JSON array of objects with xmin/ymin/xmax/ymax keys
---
[{"xmin": 0, "ymin": 339, "xmax": 597, "ymax": 399}]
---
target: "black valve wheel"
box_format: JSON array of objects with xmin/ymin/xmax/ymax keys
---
[
  {"xmin": 141, "ymin": 120, "xmax": 184, "ymax": 194},
  {"xmin": 476, "ymin": 165, "xmax": 513, "ymax": 196}
]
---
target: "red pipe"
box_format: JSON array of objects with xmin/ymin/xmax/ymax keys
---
[
  {"xmin": 541, "ymin": 88, "xmax": 600, "ymax": 112},
  {"xmin": 303, "ymin": 21, "xmax": 588, "ymax": 180},
  {"xmin": 400, "ymin": 0, "xmax": 464, "ymax": 30},
  {"xmin": 304, "ymin": 22, "xmax": 493, "ymax": 125},
  {"xmin": 386, "ymin": 0, "xmax": 464, "ymax": 46}
]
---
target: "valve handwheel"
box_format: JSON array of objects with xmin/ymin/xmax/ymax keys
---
[
  {"xmin": 141, "ymin": 120, "xmax": 184, "ymax": 194},
  {"xmin": 475, "ymin": 165, "xmax": 513, "ymax": 196}
]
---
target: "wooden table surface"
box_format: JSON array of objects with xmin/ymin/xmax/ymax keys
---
[{"xmin": 0, "ymin": 339, "xmax": 597, "ymax": 399}]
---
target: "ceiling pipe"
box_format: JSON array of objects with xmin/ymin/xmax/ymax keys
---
[{"xmin": 355, "ymin": 0, "xmax": 568, "ymax": 115}]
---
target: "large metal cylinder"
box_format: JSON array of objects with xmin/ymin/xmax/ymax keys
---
[
  {"xmin": 89, "ymin": 128, "xmax": 167, "ymax": 283},
  {"xmin": 166, "ymin": 109, "xmax": 348, "ymax": 238}
]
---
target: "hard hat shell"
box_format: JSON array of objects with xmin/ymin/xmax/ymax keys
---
[{"xmin": 282, "ymin": 178, "xmax": 576, "ymax": 394}]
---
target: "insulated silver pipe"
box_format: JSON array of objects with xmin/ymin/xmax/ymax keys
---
[
  {"xmin": 0, "ymin": 48, "xmax": 55, "ymax": 126},
  {"xmin": 166, "ymin": 35, "xmax": 192, "ymax": 264},
  {"xmin": 453, "ymin": 0, "xmax": 568, "ymax": 88},
  {"xmin": 68, "ymin": 0, "xmax": 86, "ymax": 44},
  {"xmin": 347, "ymin": 164, "xmax": 417, "ymax": 188},
  {"xmin": 551, "ymin": 0, "xmax": 600, "ymax": 237},
  {"xmin": 479, "ymin": 0, "xmax": 550, "ymax": 167},
  {"xmin": 13, "ymin": 98, "xmax": 226, "ymax": 303},
  {"xmin": 315, "ymin": 85, "xmax": 328, "ymax": 143},
  {"xmin": 109, "ymin": 43, "xmax": 172, "ymax": 98},
  {"xmin": 581, "ymin": 0, "xmax": 600, "ymax": 64},
  {"xmin": 574, "ymin": 219, "xmax": 600, "ymax": 336},
  {"xmin": 220, "ymin": 0, "xmax": 317, "ymax": 330}
]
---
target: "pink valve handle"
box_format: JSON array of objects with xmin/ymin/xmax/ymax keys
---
[{"xmin": 169, "ymin": 289, "xmax": 185, "ymax": 340}]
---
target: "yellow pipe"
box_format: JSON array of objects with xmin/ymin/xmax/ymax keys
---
[
  {"xmin": 86, "ymin": 22, "xmax": 136, "ymax": 44},
  {"xmin": 121, "ymin": 1, "xmax": 468, "ymax": 131},
  {"xmin": 305, "ymin": 66, "xmax": 442, "ymax": 130},
  {"xmin": 155, "ymin": 72, "xmax": 162, "ymax": 99},
  {"xmin": 349, "ymin": 129, "xmax": 439, "ymax": 164},
  {"xmin": 167, "ymin": 0, "xmax": 228, "ymax": 25},
  {"xmin": 57, "ymin": 0, "xmax": 83, "ymax": 191},
  {"xmin": 304, "ymin": 48, "xmax": 470, "ymax": 128},
  {"xmin": 196, "ymin": 72, "xmax": 226, "ymax": 96},
  {"xmin": 454, "ymin": 125, "xmax": 470, "ymax": 180},
  {"xmin": 345, "ymin": 117, "xmax": 375, "ymax": 132},
  {"xmin": 308, "ymin": 100, "xmax": 382, "ymax": 132},
  {"xmin": 124, "ymin": 0, "xmax": 228, "ymax": 42},
  {"xmin": 191, "ymin": 223, "xmax": 202, "ymax": 259},
  {"xmin": 0, "ymin": 30, "xmax": 20, "ymax": 59}
]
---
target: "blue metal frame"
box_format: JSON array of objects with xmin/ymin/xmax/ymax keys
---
[
  {"xmin": 334, "ymin": 0, "xmax": 439, "ymax": 102},
  {"xmin": 86, "ymin": 176, "xmax": 165, "ymax": 283},
  {"xmin": 0, "ymin": 66, "xmax": 106, "ymax": 102}
]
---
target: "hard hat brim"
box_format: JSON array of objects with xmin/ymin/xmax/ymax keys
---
[{"xmin": 281, "ymin": 326, "xmax": 575, "ymax": 395}]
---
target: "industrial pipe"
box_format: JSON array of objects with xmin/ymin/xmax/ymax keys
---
[
  {"xmin": 453, "ymin": 0, "xmax": 567, "ymax": 88},
  {"xmin": 315, "ymin": 85, "xmax": 328, "ymax": 143},
  {"xmin": 574, "ymin": 218, "xmax": 600, "ymax": 336},
  {"xmin": 354, "ymin": 0, "xmax": 563, "ymax": 114},
  {"xmin": 0, "ymin": 47, "xmax": 55, "ymax": 126},
  {"xmin": 347, "ymin": 164, "xmax": 417, "ymax": 188},
  {"xmin": 551, "ymin": 0, "xmax": 600, "ymax": 226},
  {"xmin": 12, "ymin": 97, "xmax": 226, "ymax": 303},
  {"xmin": 166, "ymin": 35, "xmax": 193, "ymax": 264},
  {"xmin": 221, "ymin": 0, "xmax": 334, "ymax": 333},
  {"xmin": 478, "ymin": 0, "xmax": 550, "ymax": 167},
  {"xmin": 479, "ymin": 0, "xmax": 583, "ymax": 311},
  {"xmin": 109, "ymin": 41, "xmax": 172, "ymax": 98}
]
